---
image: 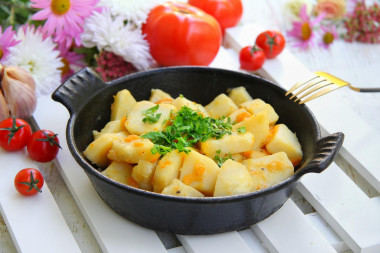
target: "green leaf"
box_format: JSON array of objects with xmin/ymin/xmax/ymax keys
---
[
  {"xmin": 142, "ymin": 104, "xmax": 161, "ymax": 124},
  {"xmin": 237, "ymin": 126, "xmax": 247, "ymax": 134},
  {"xmin": 141, "ymin": 106, "xmax": 233, "ymax": 156},
  {"xmin": 214, "ymin": 153, "xmax": 233, "ymax": 167}
]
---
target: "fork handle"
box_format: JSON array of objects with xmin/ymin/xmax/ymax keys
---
[{"xmin": 351, "ymin": 87, "xmax": 380, "ymax": 92}]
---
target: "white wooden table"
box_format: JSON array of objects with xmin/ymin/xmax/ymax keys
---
[{"xmin": 1, "ymin": 1, "xmax": 380, "ymax": 252}]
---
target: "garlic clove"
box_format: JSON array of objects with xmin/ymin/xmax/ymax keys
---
[
  {"xmin": 5, "ymin": 66, "xmax": 36, "ymax": 91},
  {"xmin": 0, "ymin": 89, "xmax": 10, "ymax": 121},
  {"xmin": 0, "ymin": 64, "xmax": 10, "ymax": 121},
  {"xmin": 2, "ymin": 66, "xmax": 37, "ymax": 120}
]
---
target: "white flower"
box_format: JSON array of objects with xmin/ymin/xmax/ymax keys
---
[
  {"xmin": 5, "ymin": 26, "xmax": 63, "ymax": 96},
  {"xmin": 98, "ymin": 0, "xmax": 163, "ymax": 26},
  {"xmin": 81, "ymin": 8, "xmax": 154, "ymax": 70},
  {"xmin": 283, "ymin": 0, "xmax": 314, "ymax": 20}
]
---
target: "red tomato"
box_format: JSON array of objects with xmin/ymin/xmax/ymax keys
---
[
  {"xmin": 239, "ymin": 45, "xmax": 266, "ymax": 71},
  {"xmin": 14, "ymin": 168, "xmax": 44, "ymax": 196},
  {"xmin": 142, "ymin": 2, "xmax": 222, "ymax": 66},
  {"xmin": 0, "ymin": 117, "xmax": 32, "ymax": 151},
  {"xmin": 188, "ymin": 0, "xmax": 243, "ymax": 31},
  {"xmin": 255, "ymin": 30, "xmax": 286, "ymax": 59},
  {"xmin": 27, "ymin": 129, "xmax": 61, "ymax": 162}
]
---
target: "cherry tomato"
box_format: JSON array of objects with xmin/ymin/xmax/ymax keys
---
[
  {"xmin": 0, "ymin": 117, "xmax": 32, "ymax": 151},
  {"xmin": 239, "ymin": 45, "xmax": 266, "ymax": 71},
  {"xmin": 255, "ymin": 30, "xmax": 286, "ymax": 59},
  {"xmin": 142, "ymin": 2, "xmax": 222, "ymax": 66},
  {"xmin": 27, "ymin": 129, "xmax": 61, "ymax": 162},
  {"xmin": 188, "ymin": 0, "xmax": 243, "ymax": 31},
  {"xmin": 14, "ymin": 168, "xmax": 44, "ymax": 196}
]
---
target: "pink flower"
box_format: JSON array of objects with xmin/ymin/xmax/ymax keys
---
[
  {"xmin": 287, "ymin": 4, "xmax": 326, "ymax": 50},
  {"xmin": 0, "ymin": 27, "xmax": 20, "ymax": 63},
  {"xmin": 95, "ymin": 51, "xmax": 137, "ymax": 81},
  {"xmin": 343, "ymin": 1, "xmax": 380, "ymax": 43},
  {"xmin": 319, "ymin": 25, "xmax": 338, "ymax": 48},
  {"xmin": 31, "ymin": 0, "xmax": 100, "ymax": 48},
  {"xmin": 314, "ymin": 0, "xmax": 346, "ymax": 19},
  {"xmin": 57, "ymin": 43, "xmax": 85, "ymax": 81}
]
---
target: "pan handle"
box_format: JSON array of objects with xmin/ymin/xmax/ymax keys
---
[
  {"xmin": 52, "ymin": 68, "xmax": 105, "ymax": 115},
  {"xmin": 296, "ymin": 132, "xmax": 344, "ymax": 177}
]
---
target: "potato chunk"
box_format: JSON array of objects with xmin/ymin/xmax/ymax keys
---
[
  {"xmin": 214, "ymin": 159, "xmax": 254, "ymax": 197},
  {"xmin": 125, "ymin": 101, "xmax": 176, "ymax": 135},
  {"xmin": 241, "ymin": 99, "xmax": 279, "ymax": 125},
  {"xmin": 171, "ymin": 96, "xmax": 208, "ymax": 117},
  {"xmin": 161, "ymin": 179, "xmax": 204, "ymax": 197},
  {"xmin": 132, "ymin": 160, "xmax": 158, "ymax": 191},
  {"xmin": 228, "ymin": 86, "xmax": 253, "ymax": 106},
  {"xmin": 152, "ymin": 150, "xmax": 185, "ymax": 193},
  {"xmin": 233, "ymin": 111, "xmax": 270, "ymax": 149},
  {"xmin": 205, "ymin": 93, "xmax": 238, "ymax": 118},
  {"xmin": 110, "ymin": 89, "xmax": 137, "ymax": 120},
  {"xmin": 149, "ymin": 89, "xmax": 173, "ymax": 104},
  {"xmin": 241, "ymin": 148, "xmax": 271, "ymax": 159},
  {"xmin": 242, "ymin": 152, "xmax": 294, "ymax": 191},
  {"xmin": 101, "ymin": 161, "xmax": 138, "ymax": 188},
  {"xmin": 83, "ymin": 133, "xmax": 126, "ymax": 167},
  {"xmin": 228, "ymin": 108, "xmax": 251, "ymax": 124},
  {"xmin": 179, "ymin": 150, "xmax": 220, "ymax": 196},
  {"xmin": 107, "ymin": 135, "xmax": 159, "ymax": 164},
  {"xmin": 93, "ymin": 117, "xmax": 128, "ymax": 139},
  {"xmin": 200, "ymin": 131, "xmax": 254, "ymax": 158},
  {"xmin": 266, "ymin": 124, "xmax": 303, "ymax": 166}
]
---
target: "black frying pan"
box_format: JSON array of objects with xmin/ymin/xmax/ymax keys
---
[{"xmin": 52, "ymin": 66, "xmax": 343, "ymax": 234}]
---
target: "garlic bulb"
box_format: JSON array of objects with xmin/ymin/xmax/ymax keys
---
[
  {"xmin": 0, "ymin": 65, "xmax": 37, "ymax": 121},
  {"xmin": 0, "ymin": 89, "xmax": 10, "ymax": 120},
  {"xmin": 0, "ymin": 65, "xmax": 9, "ymax": 120}
]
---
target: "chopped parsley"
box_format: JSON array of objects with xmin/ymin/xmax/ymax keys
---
[
  {"xmin": 142, "ymin": 106, "xmax": 233, "ymax": 156},
  {"xmin": 237, "ymin": 126, "xmax": 247, "ymax": 134},
  {"xmin": 214, "ymin": 150, "xmax": 233, "ymax": 167},
  {"xmin": 142, "ymin": 104, "xmax": 162, "ymax": 124}
]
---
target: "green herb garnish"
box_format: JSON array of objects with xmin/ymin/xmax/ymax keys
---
[
  {"xmin": 237, "ymin": 126, "xmax": 247, "ymax": 134},
  {"xmin": 142, "ymin": 106, "xmax": 233, "ymax": 156},
  {"xmin": 214, "ymin": 150, "xmax": 233, "ymax": 167},
  {"xmin": 142, "ymin": 104, "xmax": 162, "ymax": 124}
]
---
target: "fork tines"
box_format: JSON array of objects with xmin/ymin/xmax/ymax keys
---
[{"xmin": 285, "ymin": 74, "xmax": 342, "ymax": 104}]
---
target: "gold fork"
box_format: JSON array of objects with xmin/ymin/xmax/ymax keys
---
[{"xmin": 285, "ymin": 71, "xmax": 380, "ymax": 104}]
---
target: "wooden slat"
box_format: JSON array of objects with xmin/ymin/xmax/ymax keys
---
[
  {"xmin": 178, "ymin": 232, "xmax": 253, "ymax": 253},
  {"xmin": 298, "ymin": 164, "xmax": 380, "ymax": 253},
  {"xmin": 0, "ymin": 149, "xmax": 81, "ymax": 253},
  {"xmin": 32, "ymin": 95, "xmax": 167, "ymax": 253},
  {"xmin": 168, "ymin": 247, "xmax": 187, "ymax": 253},
  {"xmin": 238, "ymin": 229, "xmax": 269, "ymax": 253},
  {"xmin": 251, "ymin": 199, "xmax": 336, "ymax": 253},
  {"xmin": 306, "ymin": 213, "xmax": 349, "ymax": 252}
]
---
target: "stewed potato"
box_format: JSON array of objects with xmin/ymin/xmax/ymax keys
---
[
  {"xmin": 84, "ymin": 132, "xmax": 128, "ymax": 167},
  {"xmin": 125, "ymin": 101, "xmax": 176, "ymax": 135},
  {"xmin": 227, "ymin": 86, "xmax": 253, "ymax": 106},
  {"xmin": 241, "ymin": 99, "xmax": 279, "ymax": 125},
  {"xmin": 162, "ymin": 179, "xmax": 204, "ymax": 197},
  {"xmin": 152, "ymin": 150, "xmax": 185, "ymax": 193},
  {"xmin": 214, "ymin": 159, "xmax": 254, "ymax": 197},
  {"xmin": 110, "ymin": 89, "xmax": 136, "ymax": 120},
  {"xmin": 84, "ymin": 87, "xmax": 303, "ymax": 197}
]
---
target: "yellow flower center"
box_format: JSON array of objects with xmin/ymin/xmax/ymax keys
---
[
  {"xmin": 0, "ymin": 48, "xmax": 3, "ymax": 60},
  {"xmin": 51, "ymin": 0, "xmax": 71, "ymax": 15},
  {"xmin": 323, "ymin": 32, "xmax": 334, "ymax": 44},
  {"xmin": 59, "ymin": 57, "xmax": 70, "ymax": 76},
  {"xmin": 301, "ymin": 22, "xmax": 312, "ymax": 41}
]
